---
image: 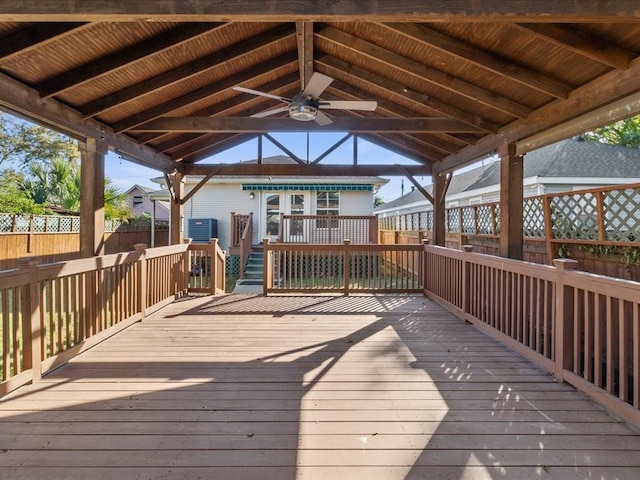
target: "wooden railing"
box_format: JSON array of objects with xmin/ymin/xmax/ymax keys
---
[
  {"xmin": 188, "ymin": 239, "xmax": 226, "ymax": 295},
  {"xmin": 263, "ymin": 239, "xmax": 423, "ymax": 295},
  {"xmin": 0, "ymin": 240, "xmax": 225, "ymax": 397},
  {"xmin": 423, "ymin": 243, "xmax": 640, "ymax": 427},
  {"xmin": 238, "ymin": 213, "xmax": 253, "ymax": 279},
  {"xmin": 231, "ymin": 212, "xmax": 252, "ymax": 248},
  {"xmin": 278, "ymin": 215, "xmax": 378, "ymax": 244}
]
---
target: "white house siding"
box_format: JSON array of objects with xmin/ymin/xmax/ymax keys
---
[
  {"xmin": 334, "ymin": 191, "xmax": 374, "ymax": 216},
  {"xmin": 183, "ymin": 183, "xmax": 253, "ymax": 250}
]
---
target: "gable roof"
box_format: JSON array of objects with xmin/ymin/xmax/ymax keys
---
[
  {"xmin": 0, "ymin": 5, "xmax": 639, "ymax": 179},
  {"xmin": 375, "ymin": 138, "xmax": 640, "ymax": 211}
]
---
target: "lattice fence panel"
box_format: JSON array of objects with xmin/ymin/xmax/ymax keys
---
[
  {"xmin": 603, "ymin": 187, "xmax": 640, "ymax": 241},
  {"xmin": 550, "ymin": 192, "xmax": 598, "ymax": 240},
  {"xmin": 523, "ymin": 197, "xmax": 545, "ymax": 238},
  {"xmin": 461, "ymin": 207, "xmax": 476, "ymax": 233},
  {"xmin": 447, "ymin": 209, "xmax": 460, "ymax": 233},
  {"xmin": 475, "ymin": 205, "xmax": 495, "ymax": 235}
]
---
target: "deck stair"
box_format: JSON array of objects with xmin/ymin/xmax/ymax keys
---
[{"xmin": 243, "ymin": 247, "xmax": 264, "ymax": 280}]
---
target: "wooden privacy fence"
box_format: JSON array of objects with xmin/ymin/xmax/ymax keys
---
[
  {"xmin": 423, "ymin": 244, "xmax": 640, "ymax": 427},
  {"xmin": 278, "ymin": 215, "xmax": 378, "ymax": 244},
  {"xmin": 263, "ymin": 239, "xmax": 423, "ymax": 295},
  {"xmin": 0, "ymin": 239, "xmax": 226, "ymax": 397}
]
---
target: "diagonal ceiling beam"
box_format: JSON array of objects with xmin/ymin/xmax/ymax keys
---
[
  {"xmin": 315, "ymin": 54, "xmax": 501, "ymax": 133},
  {"xmin": 382, "ymin": 23, "xmax": 573, "ymax": 99},
  {"xmin": 113, "ymin": 51, "xmax": 298, "ymax": 133},
  {"xmin": 2, "ymin": 2, "xmax": 639, "ymax": 22},
  {"xmin": 136, "ymin": 72, "xmax": 300, "ymax": 146},
  {"xmin": 0, "ymin": 22, "xmax": 91, "ymax": 61},
  {"xmin": 176, "ymin": 133, "xmax": 257, "ymax": 163},
  {"xmin": 435, "ymin": 56, "xmax": 640, "ymax": 173},
  {"xmin": 130, "ymin": 116, "xmax": 484, "ymax": 133},
  {"xmin": 316, "ymin": 24, "xmax": 532, "ymax": 119},
  {"xmin": 0, "ymin": 71, "xmax": 172, "ymax": 170},
  {"xmin": 37, "ymin": 23, "xmax": 225, "ymax": 99},
  {"xmin": 79, "ymin": 23, "xmax": 296, "ymax": 118},
  {"xmin": 513, "ymin": 23, "xmax": 635, "ymax": 70},
  {"xmin": 296, "ymin": 21, "xmax": 314, "ymax": 89},
  {"xmin": 360, "ymin": 132, "xmax": 441, "ymax": 164}
]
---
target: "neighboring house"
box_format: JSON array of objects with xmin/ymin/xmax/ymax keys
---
[
  {"xmin": 151, "ymin": 156, "xmax": 388, "ymax": 250},
  {"xmin": 125, "ymin": 184, "xmax": 170, "ymax": 220},
  {"xmin": 375, "ymin": 137, "xmax": 640, "ymax": 218}
]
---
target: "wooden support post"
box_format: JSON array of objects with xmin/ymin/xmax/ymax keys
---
[
  {"xmin": 499, "ymin": 142, "xmax": 524, "ymax": 260},
  {"xmin": 134, "ymin": 244, "xmax": 147, "ymax": 321},
  {"xmin": 80, "ymin": 137, "xmax": 107, "ymax": 258},
  {"xmin": 169, "ymin": 171, "xmax": 184, "ymax": 245},
  {"xmin": 343, "ymin": 239, "xmax": 351, "ymax": 296},
  {"xmin": 422, "ymin": 239, "xmax": 430, "ymax": 295},
  {"xmin": 432, "ymin": 172, "xmax": 447, "ymax": 246},
  {"xmin": 553, "ymin": 259, "xmax": 579, "ymax": 383}
]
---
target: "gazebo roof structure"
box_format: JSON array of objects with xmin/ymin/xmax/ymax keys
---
[{"xmin": 0, "ymin": 2, "xmax": 639, "ymax": 177}]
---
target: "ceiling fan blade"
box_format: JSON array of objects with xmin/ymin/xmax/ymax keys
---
[
  {"xmin": 319, "ymin": 100, "xmax": 378, "ymax": 111},
  {"xmin": 302, "ymin": 72, "xmax": 334, "ymax": 98},
  {"xmin": 251, "ymin": 106, "xmax": 290, "ymax": 118},
  {"xmin": 233, "ymin": 86, "xmax": 290, "ymax": 103},
  {"xmin": 314, "ymin": 110, "xmax": 333, "ymax": 126}
]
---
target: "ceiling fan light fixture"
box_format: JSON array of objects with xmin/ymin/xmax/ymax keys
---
[{"xmin": 289, "ymin": 104, "xmax": 317, "ymax": 121}]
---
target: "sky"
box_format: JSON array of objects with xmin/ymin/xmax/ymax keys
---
[{"xmin": 107, "ymin": 132, "xmax": 428, "ymax": 202}]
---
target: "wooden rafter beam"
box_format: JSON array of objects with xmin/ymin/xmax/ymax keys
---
[
  {"xmin": 180, "ymin": 134, "xmax": 257, "ymax": 163},
  {"xmin": 324, "ymin": 83, "xmax": 474, "ymax": 154},
  {"xmin": 315, "ymin": 55, "xmax": 501, "ymax": 133},
  {"xmin": 316, "ymin": 24, "xmax": 532, "ymax": 119},
  {"xmin": 79, "ymin": 23, "xmax": 295, "ymax": 118},
  {"xmin": 137, "ymin": 75, "xmax": 301, "ymax": 148},
  {"xmin": 0, "ymin": 71, "xmax": 172, "ymax": 171},
  {"xmin": 296, "ymin": 21, "xmax": 314, "ymax": 89},
  {"xmin": 513, "ymin": 23, "xmax": 635, "ymax": 70},
  {"xmin": 382, "ymin": 23, "xmax": 572, "ymax": 99},
  {"xmin": 435, "ymin": 56, "xmax": 640, "ymax": 173},
  {"xmin": 2, "ymin": 2, "xmax": 639, "ymax": 22},
  {"xmin": 130, "ymin": 116, "xmax": 483, "ymax": 133},
  {"xmin": 359, "ymin": 132, "xmax": 438, "ymax": 164},
  {"xmin": 180, "ymin": 163, "xmax": 432, "ymax": 177},
  {"xmin": 37, "ymin": 23, "xmax": 225, "ymax": 99},
  {"xmin": 113, "ymin": 51, "xmax": 299, "ymax": 132},
  {"xmin": 0, "ymin": 22, "xmax": 90, "ymax": 61}
]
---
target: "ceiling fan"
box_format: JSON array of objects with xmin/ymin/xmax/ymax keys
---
[{"xmin": 233, "ymin": 72, "xmax": 377, "ymax": 125}]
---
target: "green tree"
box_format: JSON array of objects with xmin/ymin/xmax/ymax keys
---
[
  {"xmin": 0, "ymin": 113, "xmax": 79, "ymax": 169},
  {"xmin": 584, "ymin": 115, "xmax": 640, "ymax": 148},
  {"xmin": 373, "ymin": 195, "xmax": 385, "ymax": 207}
]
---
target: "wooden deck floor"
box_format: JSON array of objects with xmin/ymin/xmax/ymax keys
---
[{"xmin": 1, "ymin": 294, "xmax": 640, "ymax": 479}]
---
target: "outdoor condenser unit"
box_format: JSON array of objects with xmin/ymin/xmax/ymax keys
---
[{"xmin": 187, "ymin": 218, "xmax": 218, "ymax": 242}]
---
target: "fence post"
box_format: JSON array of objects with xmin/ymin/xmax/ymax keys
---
[
  {"xmin": 543, "ymin": 195, "xmax": 555, "ymax": 265},
  {"xmin": 26, "ymin": 259, "xmax": 42, "ymax": 382},
  {"xmin": 422, "ymin": 239, "xmax": 430, "ymax": 294},
  {"xmin": 134, "ymin": 244, "xmax": 147, "ymax": 320},
  {"xmin": 343, "ymin": 239, "xmax": 351, "ymax": 296},
  {"xmin": 552, "ymin": 258, "xmax": 579, "ymax": 383},
  {"xmin": 209, "ymin": 238, "xmax": 218, "ymax": 295},
  {"xmin": 461, "ymin": 245, "xmax": 474, "ymax": 318}
]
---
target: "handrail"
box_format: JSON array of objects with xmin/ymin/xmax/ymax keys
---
[
  {"xmin": 1, "ymin": 240, "xmax": 225, "ymax": 398},
  {"xmin": 239, "ymin": 213, "xmax": 253, "ymax": 279},
  {"xmin": 423, "ymin": 243, "xmax": 640, "ymax": 428},
  {"xmin": 279, "ymin": 215, "xmax": 377, "ymax": 244}
]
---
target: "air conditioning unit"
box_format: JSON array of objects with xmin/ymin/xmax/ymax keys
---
[{"xmin": 187, "ymin": 218, "xmax": 218, "ymax": 242}]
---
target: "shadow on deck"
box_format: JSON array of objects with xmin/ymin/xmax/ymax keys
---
[{"xmin": 1, "ymin": 294, "xmax": 640, "ymax": 479}]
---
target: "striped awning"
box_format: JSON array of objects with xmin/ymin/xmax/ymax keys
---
[{"xmin": 241, "ymin": 183, "xmax": 372, "ymax": 192}]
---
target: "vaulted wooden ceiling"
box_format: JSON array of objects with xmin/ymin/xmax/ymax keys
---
[{"xmin": 0, "ymin": 2, "xmax": 639, "ymax": 176}]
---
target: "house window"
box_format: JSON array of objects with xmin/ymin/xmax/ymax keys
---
[
  {"xmin": 316, "ymin": 191, "xmax": 339, "ymax": 228},
  {"xmin": 133, "ymin": 195, "xmax": 144, "ymax": 207}
]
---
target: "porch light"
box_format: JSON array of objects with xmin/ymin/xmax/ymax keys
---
[{"xmin": 249, "ymin": 191, "xmax": 255, "ymax": 199}]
